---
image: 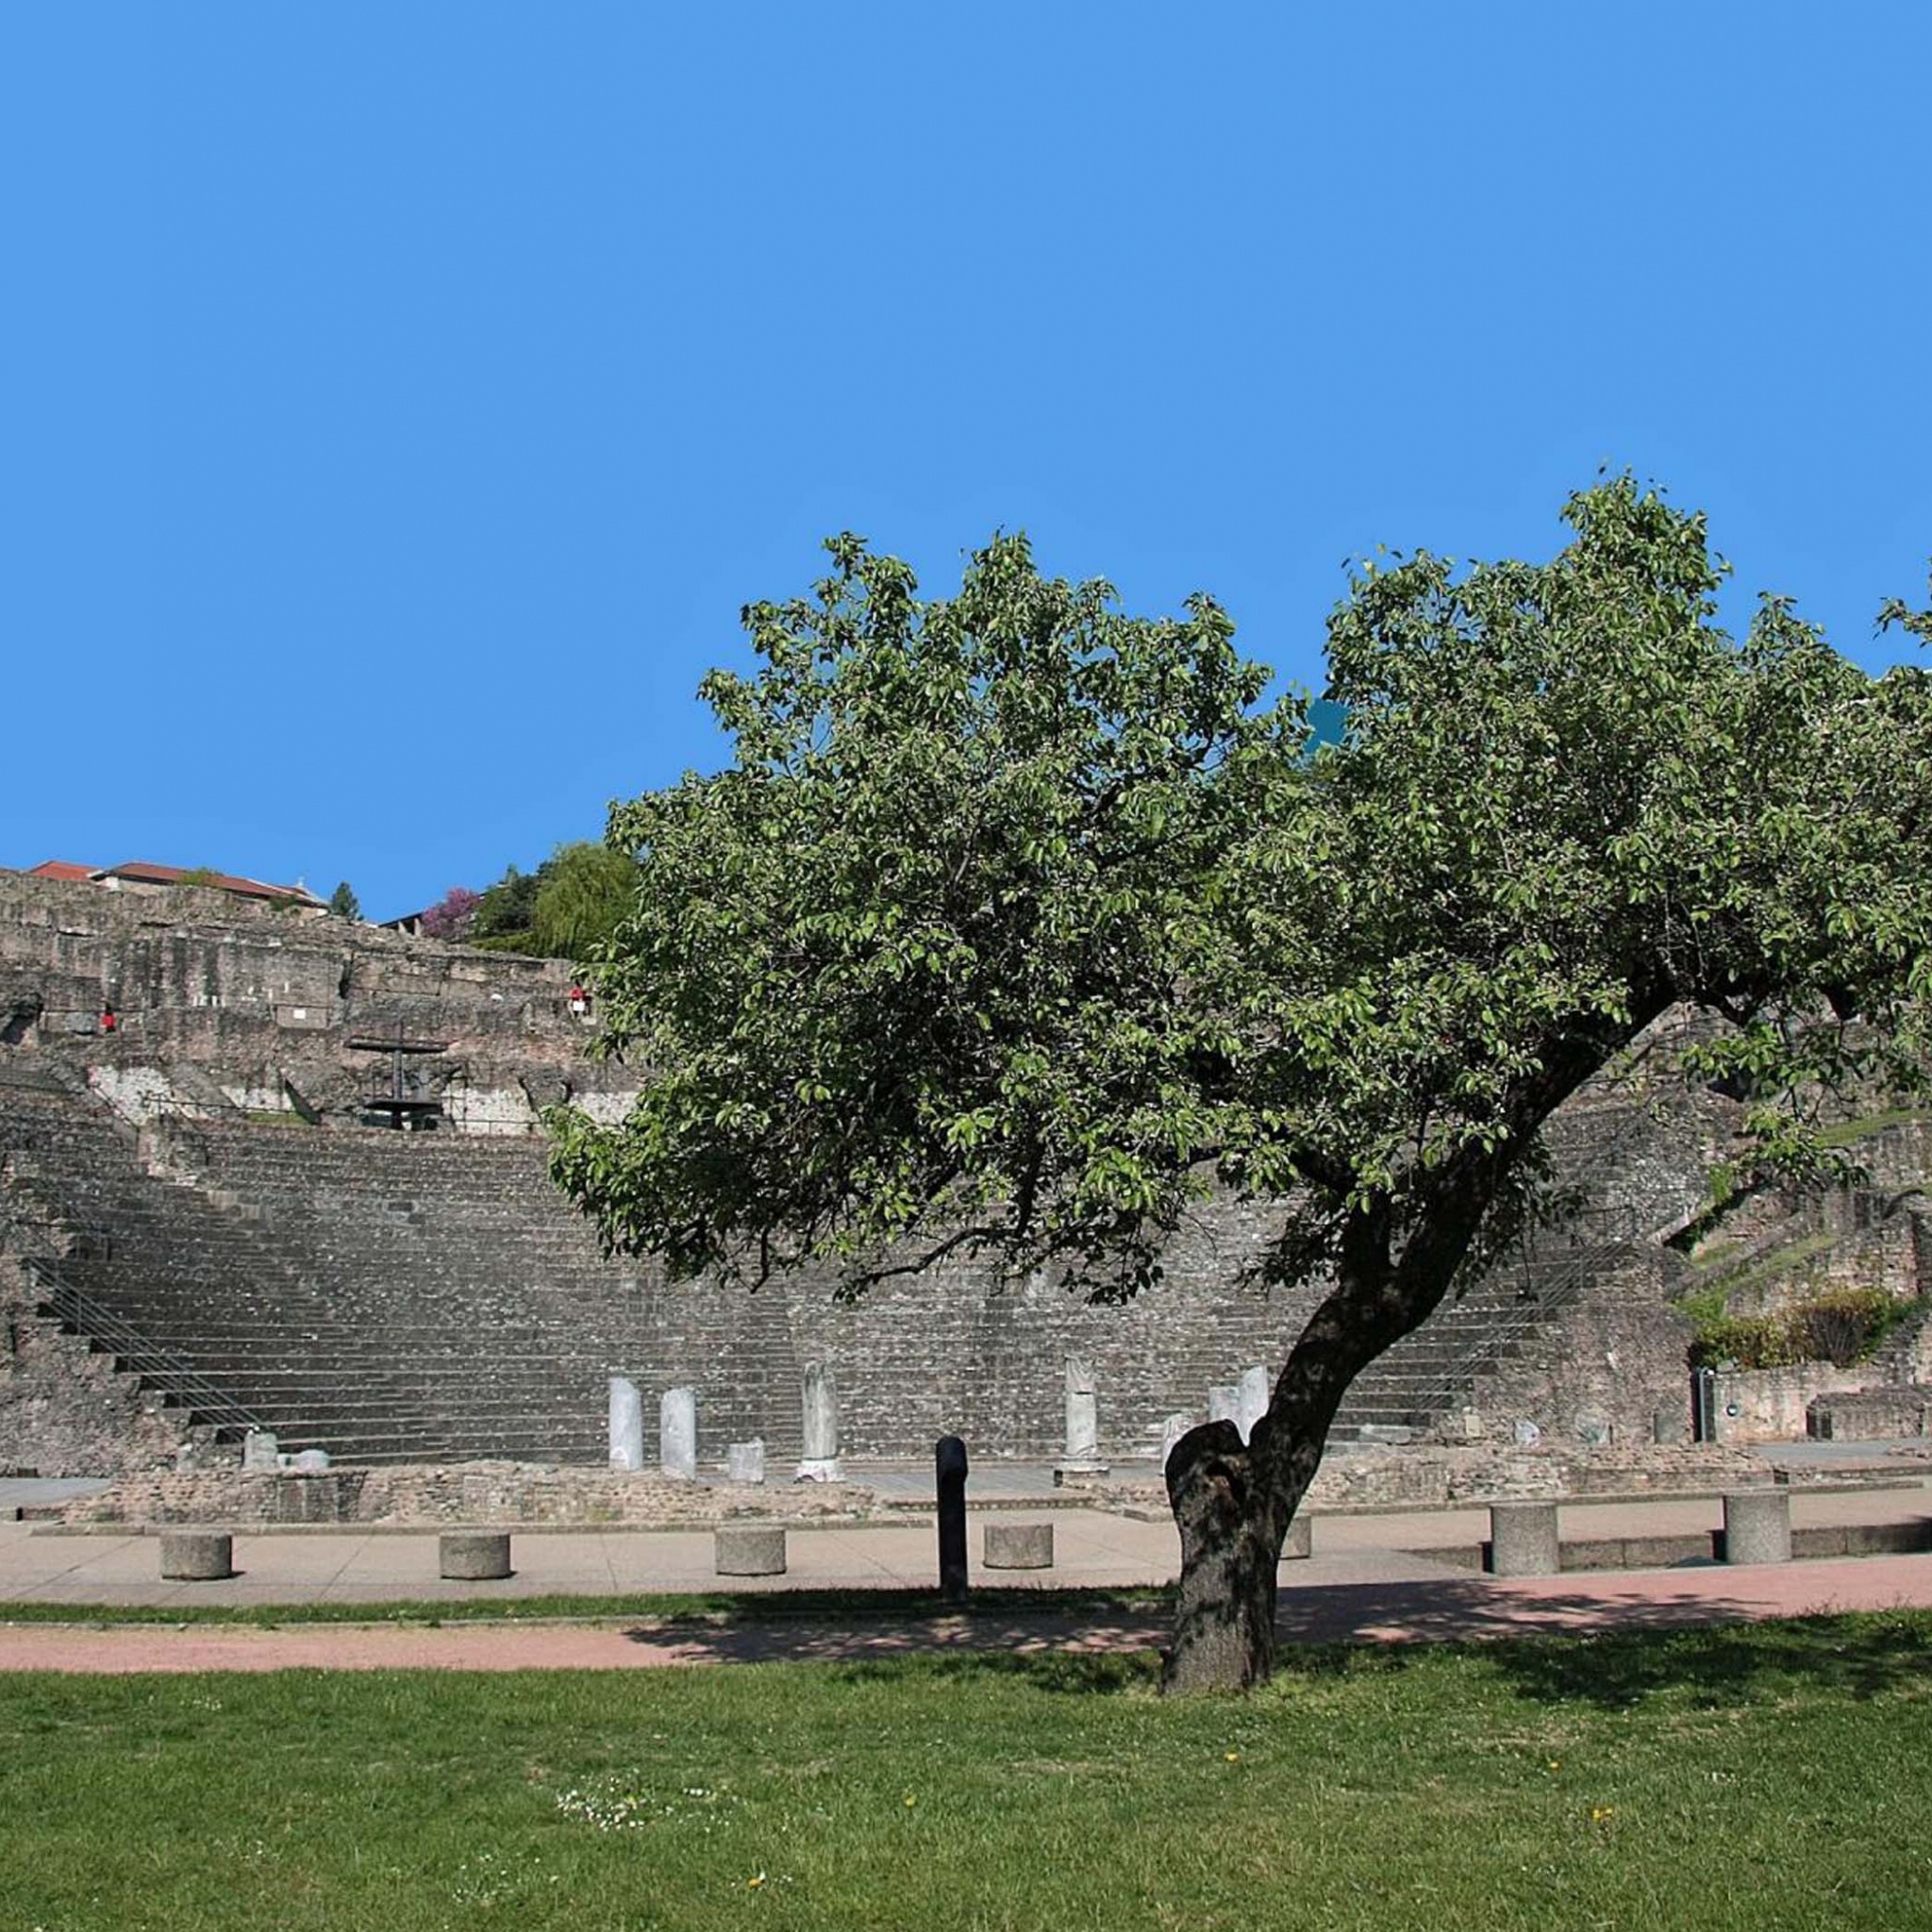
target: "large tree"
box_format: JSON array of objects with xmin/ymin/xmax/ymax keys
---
[{"xmin": 548, "ymin": 484, "xmax": 1932, "ymax": 1691}]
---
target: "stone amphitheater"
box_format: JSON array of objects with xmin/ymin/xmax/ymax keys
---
[{"xmin": 3, "ymin": 867, "xmax": 1928, "ymax": 1489}]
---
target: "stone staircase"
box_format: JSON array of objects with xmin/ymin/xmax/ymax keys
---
[{"xmin": 1327, "ymin": 1092, "xmax": 1690, "ymax": 1441}]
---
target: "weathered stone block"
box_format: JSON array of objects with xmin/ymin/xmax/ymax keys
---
[
  {"xmin": 1722, "ymin": 1489, "xmax": 1791, "ymax": 1565},
  {"xmin": 1488, "ymin": 1500, "xmax": 1560, "ymax": 1577},
  {"xmin": 659, "ymin": 1387, "xmax": 697, "ymax": 1480},
  {"xmin": 159, "ymin": 1531, "xmax": 233, "ymax": 1580},
  {"xmin": 440, "ymin": 1531, "xmax": 512, "ymax": 1580},
  {"xmin": 715, "ymin": 1524, "xmax": 786, "ymax": 1575},
  {"xmin": 983, "ymin": 1521, "xmax": 1054, "ymax": 1569},
  {"xmin": 608, "ymin": 1374, "xmax": 644, "ymax": 1471}
]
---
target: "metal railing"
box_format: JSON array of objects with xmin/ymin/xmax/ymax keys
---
[
  {"xmin": 21, "ymin": 1255, "xmax": 264, "ymax": 1435},
  {"xmin": 1347, "ymin": 1098, "xmax": 1690, "ymax": 1427}
]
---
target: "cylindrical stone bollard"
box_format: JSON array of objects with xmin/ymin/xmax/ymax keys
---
[
  {"xmin": 715, "ymin": 1524, "xmax": 788, "ymax": 1576},
  {"xmin": 1723, "ymin": 1489, "xmax": 1791, "ymax": 1565},
  {"xmin": 441, "ymin": 1531, "xmax": 512, "ymax": 1580},
  {"xmin": 982, "ymin": 1522, "xmax": 1054, "ymax": 1570},
  {"xmin": 1488, "ymin": 1500, "xmax": 1561, "ymax": 1577},
  {"xmin": 160, "ymin": 1532, "xmax": 233, "ymax": 1581},
  {"xmin": 1282, "ymin": 1515, "xmax": 1312, "ymax": 1561}
]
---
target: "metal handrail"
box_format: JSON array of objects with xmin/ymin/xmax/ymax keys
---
[
  {"xmin": 21, "ymin": 1255, "xmax": 264, "ymax": 1433},
  {"xmin": 1348, "ymin": 1096, "xmax": 1690, "ymax": 1425}
]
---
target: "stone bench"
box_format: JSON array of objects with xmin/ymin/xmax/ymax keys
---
[
  {"xmin": 982, "ymin": 1522, "xmax": 1054, "ymax": 1570},
  {"xmin": 714, "ymin": 1525, "xmax": 787, "ymax": 1576},
  {"xmin": 440, "ymin": 1531, "xmax": 513, "ymax": 1580}
]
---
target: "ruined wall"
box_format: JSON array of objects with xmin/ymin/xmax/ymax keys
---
[{"xmin": 0, "ymin": 869, "xmax": 636, "ymax": 1124}]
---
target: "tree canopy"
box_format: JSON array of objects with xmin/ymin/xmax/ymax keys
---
[{"xmin": 548, "ymin": 481, "xmax": 1932, "ymax": 1690}]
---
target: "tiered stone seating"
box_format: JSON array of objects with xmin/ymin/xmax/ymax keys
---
[{"xmin": 6, "ymin": 1049, "xmax": 1706, "ymax": 1463}]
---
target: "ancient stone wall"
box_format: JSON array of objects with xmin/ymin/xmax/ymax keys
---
[{"xmin": 0, "ymin": 869, "xmax": 635, "ymax": 1125}]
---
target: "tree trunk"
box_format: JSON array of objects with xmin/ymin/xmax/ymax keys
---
[{"xmin": 1161, "ymin": 1421, "xmax": 1291, "ymax": 1693}]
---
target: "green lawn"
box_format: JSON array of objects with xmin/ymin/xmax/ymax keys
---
[{"xmin": 7, "ymin": 1615, "xmax": 1932, "ymax": 1931}]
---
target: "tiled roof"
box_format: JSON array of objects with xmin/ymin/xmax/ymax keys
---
[
  {"xmin": 26, "ymin": 860, "xmax": 95, "ymax": 880},
  {"xmin": 94, "ymin": 861, "xmax": 327, "ymax": 908}
]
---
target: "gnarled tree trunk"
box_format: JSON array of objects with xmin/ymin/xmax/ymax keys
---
[
  {"xmin": 1162, "ymin": 1422, "xmax": 1292, "ymax": 1691},
  {"xmin": 1159, "ymin": 1205, "xmax": 1464, "ymax": 1694}
]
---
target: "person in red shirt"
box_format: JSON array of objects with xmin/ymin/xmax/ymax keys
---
[{"xmin": 99, "ymin": 1003, "xmax": 117, "ymax": 1034}]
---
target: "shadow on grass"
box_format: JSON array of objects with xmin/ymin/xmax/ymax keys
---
[
  {"xmin": 1272, "ymin": 1587, "xmax": 1932, "ymax": 1710},
  {"xmin": 616, "ymin": 1576, "xmax": 1932, "ymax": 1712}
]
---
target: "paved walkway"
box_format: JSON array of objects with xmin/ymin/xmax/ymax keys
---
[{"xmin": 6, "ymin": 1477, "xmax": 1932, "ymax": 1672}]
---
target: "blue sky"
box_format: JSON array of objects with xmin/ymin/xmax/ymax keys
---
[{"xmin": 4, "ymin": 5, "xmax": 1928, "ymax": 920}]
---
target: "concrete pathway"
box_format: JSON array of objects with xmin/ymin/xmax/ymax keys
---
[
  {"xmin": 4, "ymin": 1475, "xmax": 1932, "ymax": 1673},
  {"xmin": 8, "ymin": 1482, "xmax": 1932, "ymax": 1610}
]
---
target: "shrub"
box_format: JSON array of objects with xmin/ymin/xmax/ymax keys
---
[
  {"xmin": 1790, "ymin": 1289, "xmax": 1904, "ymax": 1367},
  {"xmin": 1690, "ymin": 1289, "xmax": 1909, "ymax": 1369}
]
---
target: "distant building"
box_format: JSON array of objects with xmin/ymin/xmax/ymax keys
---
[{"xmin": 25, "ymin": 859, "xmax": 328, "ymax": 915}]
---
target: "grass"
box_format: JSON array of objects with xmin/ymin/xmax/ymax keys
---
[
  {"xmin": 6, "ymin": 1613, "xmax": 1932, "ymax": 1930},
  {"xmin": 1816, "ymin": 1108, "xmax": 1928, "ymax": 1149},
  {"xmin": 1672, "ymin": 1228, "xmax": 1841, "ymax": 1319},
  {"xmin": 0, "ymin": 1585, "xmax": 1173, "ymax": 1628}
]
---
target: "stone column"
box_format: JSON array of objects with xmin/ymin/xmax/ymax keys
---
[
  {"xmin": 1489, "ymin": 1500, "xmax": 1561, "ymax": 1577},
  {"xmin": 1723, "ymin": 1489, "xmax": 1791, "ymax": 1565},
  {"xmin": 795, "ymin": 1363, "xmax": 843, "ymax": 1481},
  {"xmin": 726, "ymin": 1440, "xmax": 767, "ymax": 1485},
  {"xmin": 1234, "ymin": 1365, "xmax": 1271, "ymax": 1444},
  {"xmin": 160, "ymin": 1532, "xmax": 234, "ymax": 1580},
  {"xmin": 1208, "ymin": 1383, "xmax": 1240, "ymax": 1429},
  {"xmin": 608, "ymin": 1375, "xmax": 644, "ymax": 1472},
  {"xmin": 1158, "ymin": 1412, "xmax": 1193, "ymax": 1473},
  {"xmin": 659, "ymin": 1386, "xmax": 697, "ymax": 1480},
  {"xmin": 1055, "ymin": 1356, "xmax": 1108, "ymax": 1479}
]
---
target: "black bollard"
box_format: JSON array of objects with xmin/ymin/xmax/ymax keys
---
[{"xmin": 936, "ymin": 1433, "xmax": 969, "ymax": 1605}]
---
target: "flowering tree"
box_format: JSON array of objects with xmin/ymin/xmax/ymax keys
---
[{"xmin": 419, "ymin": 886, "xmax": 480, "ymax": 942}]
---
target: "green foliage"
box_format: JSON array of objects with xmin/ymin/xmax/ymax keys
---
[
  {"xmin": 471, "ymin": 862, "xmax": 542, "ymax": 942},
  {"xmin": 554, "ymin": 528, "xmax": 1287, "ymax": 1291},
  {"xmin": 469, "ymin": 843, "xmax": 640, "ymax": 960},
  {"xmin": 530, "ymin": 840, "xmax": 641, "ymax": 959},
  {"xmin": 551, "ymin": 485, "xmax": 1932, "ymax": 1322},
  {"xmin": 175, "ymin": 866, "xmax": 220, "ymax": 887},
  {"xmin": 326, "ymin": 879, "xmax": 360, "ymax": 921},
  {"xmin": 1690, "ymin": 1288, "xmax": 1907, "ymax": 1368}
]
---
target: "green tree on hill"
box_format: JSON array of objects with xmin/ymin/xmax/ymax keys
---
[
  {"xmin": 547, "ymin": 486, "xmax": 1932, "ymax": 1692},
  {"xmin": 469, "ymin": 844, "xmax": 641, "ymax": 958}
]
